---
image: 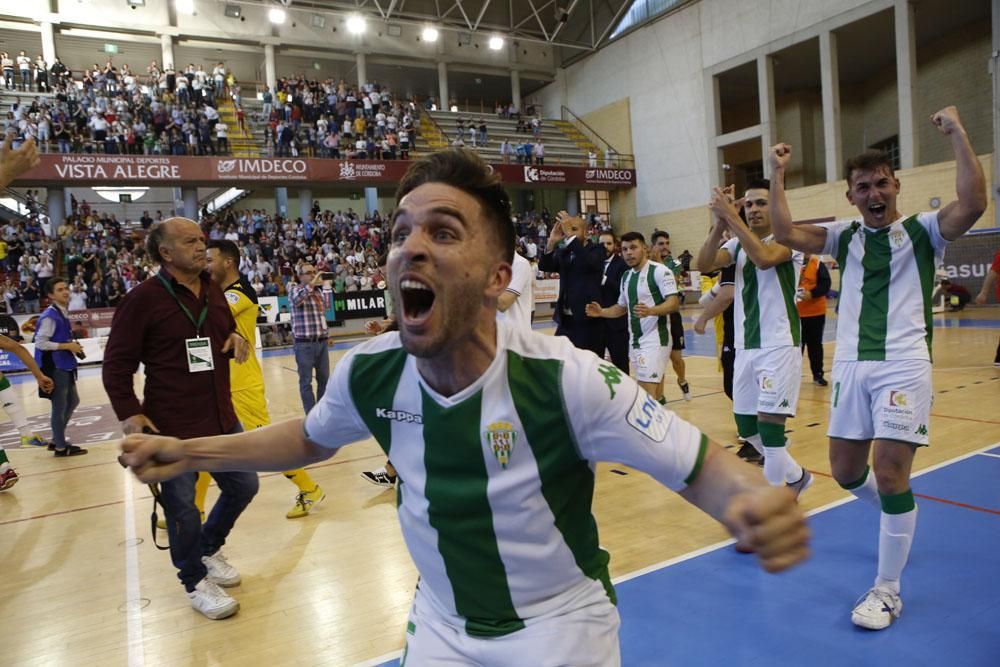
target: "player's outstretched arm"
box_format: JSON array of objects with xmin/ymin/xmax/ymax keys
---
[
  {"xmin": 767, "ymin": 144, "xmax": 828, "ymax": 254},
  {"xmin": 695, "ymin": 215, "xmax": 731, "ymax": 274},
  {"xmin": 120, "ymin": 417, "xmax": 334, "ymax": 484},
  {"xmin": 932, "ymin": 107, "xmax": 987, "ymax": 241},
  {"xmin": 679, "ymin": 443, "xmax": 810, "ymax": 573}
]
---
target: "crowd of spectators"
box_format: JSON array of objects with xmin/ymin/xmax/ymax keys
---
[
  {"xmin": 260, "ymin": 76, "xmax": 418, "ymax": 160},
  {"xmin": 0, "ymin": 191, "xmax": 620, "ymax": 329},
  {"xmin": 2, "ymin": 57, "xmax": 241, "ymax": 156}
]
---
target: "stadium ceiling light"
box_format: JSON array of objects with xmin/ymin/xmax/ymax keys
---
[
  {"xmin": 174, "ymin": 0, "xmax": 195, "ymax": 15},
  {"xmin": 421, "ymin": 26, "xmax": 439, "ymax": 42},
  {"xmin": 488, "ymin": 35, "xmax": 505, "ymax": 50},
  {"xmin": 269, "ymin": 7, "xmax": 287, "ymax": 24},
  {"xmin": 346, "ymin": 14, "xmax": 366, "ymax": 35}
]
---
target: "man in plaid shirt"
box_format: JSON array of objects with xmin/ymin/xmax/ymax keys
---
[{"xmin": 289, "ymin": 263, "xmax": 331, "ymax": 412}]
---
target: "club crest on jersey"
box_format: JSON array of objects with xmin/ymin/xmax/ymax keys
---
[
  {"xmin": 890, "ymin": 229, "xmax": 906, "ymax": 247},
  {"xmin": 485, "ymin": 421, "xmax": 516, "ymax": 469}
]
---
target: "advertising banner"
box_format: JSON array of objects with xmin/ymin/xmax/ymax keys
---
[
  {"xmin": 941, "ymin": 229, "xmax": 999, "ymax": 295},
  {"xmin": 15, "ymin": 155, "xmax": 636, "ymax": 189}
]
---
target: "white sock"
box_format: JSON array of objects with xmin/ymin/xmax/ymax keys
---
[
  {"xmin": 875, "ymin": 508, "xmax": 918, "ymax": 594},
  {"xmin": 846, "ymin": 469, "xmax": 881, "ymax": 509},
  {"xmin": 763, "ymin": 446, "xmax": 801, "ymax": 487},
  {"xmin": 0, "ymin": 386, "xmax": 33, "ymax": 438},
  {"xmin": 746, "ymin": 433, "xmax": 765, "ymax": 456}
]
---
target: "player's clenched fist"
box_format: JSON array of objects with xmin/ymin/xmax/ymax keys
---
[
  {"xmin": 119, "ymin": 433, "xmax": 190, "ymax": 483},
  {"xmin": 768, "ymin": 143, "xmax": 792, "ymax": 172},
  {"xmin": 930, "ymin": 106, "xmax": 964, "ymax": 135},
  {"xmin": 722, "ymin": 486, "xmax": 810, "ymax": 573}
]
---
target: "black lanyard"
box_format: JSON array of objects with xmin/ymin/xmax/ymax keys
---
[{"xmin": 156, "ymin": 274, "xmax": 208, "ymax": 336}]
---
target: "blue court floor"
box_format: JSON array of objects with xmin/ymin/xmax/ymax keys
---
[{"xmin": 369, "ymin": 444, "xmax": 1000, "ymax": 667}]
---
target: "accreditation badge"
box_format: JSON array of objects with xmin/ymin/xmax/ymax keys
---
[{"xmin": 185, "ymin": 337, "xmax": 214, "ymax": 373}]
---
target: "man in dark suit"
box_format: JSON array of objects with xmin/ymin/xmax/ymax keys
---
[
  {"xmin": 597, "ymin": 231, "xmax": 628, "ymax": 372},
  {"xmin": 538, "ymin": 210, "xmax": 605, "ymax": 355}
]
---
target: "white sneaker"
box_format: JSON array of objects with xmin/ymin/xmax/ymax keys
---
[
  {"xmin": 187, "ymin": 579, "xmax": 240, "ymax": 620},
  {"xmin": 202, "ymin": 551, "xmax": 241, "ymax": 587},
  {"xmin": 851, "ymin": 587, "xmax": 902, "ymax": 630}
]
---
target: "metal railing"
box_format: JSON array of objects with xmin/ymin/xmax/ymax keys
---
[{"xmin": 560, "ymin": 105, "xmax": 635, "ymax": 169}]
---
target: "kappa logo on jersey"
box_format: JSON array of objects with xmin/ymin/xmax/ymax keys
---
[
  {"xmin": 626, "ymin": 390, "xmax": 670, "ymax": 442},
  {"xmin": 375, "ymin": 408, "xmax": 423, "ymax": 424},
  {"xmin": 225, "ymin": 292, "xmax": 241, "ymax": 305},
  {"xmin": 889, "ymin": 391, "xmax": 907, "ymax": 408},
  {"xmin": 598, "ymin": 363, "xmax": 623, "ymax": 399},
  {"xmin": 485, "ymin": 421, "xmax": 517, "ymax": 469}
]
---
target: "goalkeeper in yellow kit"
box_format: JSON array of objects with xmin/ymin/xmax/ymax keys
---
[{"xmin": 205, "ymin": 240, "xmax": 325, "ymax": 518}]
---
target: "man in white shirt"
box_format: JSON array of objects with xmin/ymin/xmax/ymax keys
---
[
  {"xmin": 766, "ymin": 106, "xmax": 987, "ymax": 631},
  {"xmin": 121, "ymin": 148, "xmax": 808, "ymax": 659},
  {"xmin": 496, "ymin": 251, "xmax": 534, "ymax": 333}
]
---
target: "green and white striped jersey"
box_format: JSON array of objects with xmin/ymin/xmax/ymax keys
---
[
  {"xmin": 721, "ymin": 236, "xmax": 803, "ymax": 350},
  {"xmin": 304, "ymin": 323, "xmax": 707, "ymax": 637},
  {"xmin": 822, "ymin": 212, "xmax": 945, "ymax": 362},
  {"xmin": 616, "ymin": 260, "xmax": 678, "ymax": 349}
]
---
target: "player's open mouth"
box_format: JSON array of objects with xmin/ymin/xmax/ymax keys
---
[
  {"xmin": 400, "ymin": 277, "xmax": 436, "ymax": 325},
  {"xmin": 868, "ymin": 203, "xmax": 887, "ymax": 217}
]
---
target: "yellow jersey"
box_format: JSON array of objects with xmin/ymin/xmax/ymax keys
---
[{"xmin": 224, "ymin": 277, "xmax": 266, "ymax": 392}]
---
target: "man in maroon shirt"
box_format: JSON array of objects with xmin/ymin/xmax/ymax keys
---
[{"xmin": 102, "ymin": 217, "xmax": 257, "ymax": 620}]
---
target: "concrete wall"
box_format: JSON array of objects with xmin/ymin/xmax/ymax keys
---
[{"xmin": 530, "ymin": 0, "xmax": 994, "ymax": 228}]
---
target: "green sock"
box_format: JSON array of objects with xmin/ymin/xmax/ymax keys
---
[
  {"xmin": 0, "ymin": 448, "xmax": 8, "ymax": 465},
  {"xmin": 758, "ymin": 421, "xmax": 787, "ymax": 448},
  {"xmin": 734, "ymin": 413, "xmax": 758, "ymax": 440},
  {"xmin": 657, "ymin": 396, "xmax": 667, "ymax": 406}
]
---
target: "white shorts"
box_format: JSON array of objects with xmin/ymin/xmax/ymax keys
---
[
  {"xmin": 733, "ymin": 346, "xmax": 802, "ymax": 417},
  {"xmin": 828, "ymin": 359, "xmax": 932, "ymax": 445},
  {"xmin": 402, "ymin": 584, "xmax": 620, "ymax": 667},
  {"xmin": 630, "ymin": 343, "xmax": 670, "ymax": 384}
]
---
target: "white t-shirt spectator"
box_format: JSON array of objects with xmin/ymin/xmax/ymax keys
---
[
  {"xmin": 216, "ymin": 122, "xmax": 228, "ymax": 139},
  {"xmin": 496, "ymin": 252, "xmax": 534, "ymax": 333}
]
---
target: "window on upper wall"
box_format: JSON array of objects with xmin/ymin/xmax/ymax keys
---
[
  {"xmin": 869, "ymin": 135, "xmax": 900, "ymax": 171},
  {"xmin": 579, "ymin": 190, "xmax": 611, "ymax": 228},
  {"xmin": 609, "ymin": 0, "xmax": 692, "ymax": 41}
]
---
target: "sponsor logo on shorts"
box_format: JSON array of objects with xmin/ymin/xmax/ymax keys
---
[
  {"xmin": 881, "ymin": 420, "xmax": 909, "ymax": 432},
  {"xmin": 760, "ymin": 377, "xmax": 774, "ymax": 391},
  {"xmin": 889, "ymin": 391, "xmax": 907, "ymax": 408},
  {"xmin": 375, "ymin": 407, "xmax": 422, "ymax": 424},
  {"xmin": 598, "ymin": 363, "xmax": 623, "ymax": 400},
  {"xmin": 485, "ymin": 421, "xmax": 517, "ymax": 469},
  {"xmin": 626, "ymin": 391, "xmax": 671, "ymax": 442}
]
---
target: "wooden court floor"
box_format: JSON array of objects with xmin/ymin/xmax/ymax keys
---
[{"xmin": 2, "ymin": 307, "xmax": 999, "ymax": 666}]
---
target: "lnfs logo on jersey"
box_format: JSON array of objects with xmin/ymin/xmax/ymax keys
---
[
  {"xmin": 485, "ymin": 421, "xmax": 516, "ymax": 469},
  {"xmin": 890, "ymin": 391, "xmax": 907, "ymax": 408}
]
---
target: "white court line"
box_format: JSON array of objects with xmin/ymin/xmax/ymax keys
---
[
  {"xmin": 349, "ymin": 439, "xmax": 1000, "ymax": 667},
  {"xmin": 976, "ymin": 452, "xmax": 1000, "ymax": 460},
  {"xmin": 123, "ymin": 470, "xmax": 145, "ymax": 667}
]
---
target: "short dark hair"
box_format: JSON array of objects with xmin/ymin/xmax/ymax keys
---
[
  {"xmin": 650, "ymin": 230, "xmax": 669, "ymax": 244},
  {"xmin": 598, "ymin": 231, "xmax": 617, "ymax": 241},
  {"xmin": 146, "ymin": 221, "xmax": 170, "ymax": 263},
  {"xmin": 620, "ymin": 231, "xmax": 646, "ymax": 245},
  {"xmin": 207, "ymin": 239, "xmax": 240, "ymax": 264},
  {"xmin": 745, "ymin": 178, "xmax": 771, "ymax": 192},
  {"xmin": 45, "ymin": 276, "xmax": 67, "ymax": 296},
  {"xmin": 394, "ymin": 149, "xmax": 515, "ymax": 263},
  {"xmin": 844, "ymin": 150, "xmax": 894, "ymax": 186}
]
